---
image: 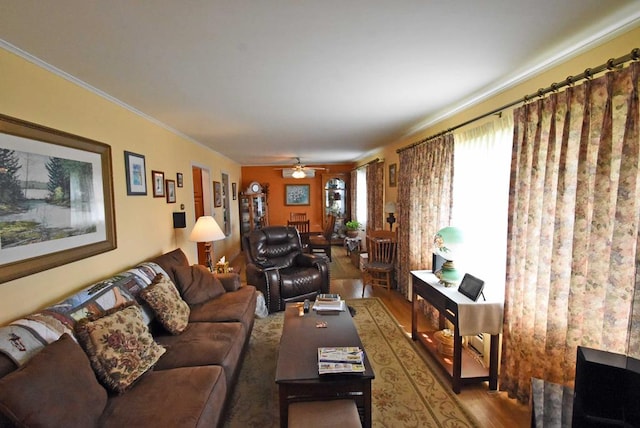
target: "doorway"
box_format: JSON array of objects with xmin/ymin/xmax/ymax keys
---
[{"xmin": 192, "ymin": 165, "xmax": 212, "ymax": 266}]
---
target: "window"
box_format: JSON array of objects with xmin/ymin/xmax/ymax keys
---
[
  {"xmin": 452, "ymin": 115, "xmax": 513, "ymax": 298},
  {"xmin": 356, "ymin": 168, "xmax": 367, "ymax": 229}
]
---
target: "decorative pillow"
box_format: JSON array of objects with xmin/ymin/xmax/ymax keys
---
[
  {"xmin": 75, "ymin": 302, "xmax": 166, "ymax": 393},
  {"xmin": 172, "ymin": 264, "xmax": 226, "ymax": 304},
  {"xmin": 0, "ymin": 334, "xmax": 107, "ymax": 426},
  {"xmin": 139, "ymin": 274, "xmax": 190, "ymax": 334}
]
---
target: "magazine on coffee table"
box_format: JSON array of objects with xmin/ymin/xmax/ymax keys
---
[{"xmin": 318, "ymin": 347, "xmax": 365, "ymax": 374}]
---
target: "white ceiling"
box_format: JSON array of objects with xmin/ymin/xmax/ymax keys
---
[{"xmin": 1, "ymin": 1, "xmax": 639, "ymax": 167}]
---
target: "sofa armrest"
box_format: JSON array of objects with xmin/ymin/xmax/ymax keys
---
[{"xmin": 214, "ymin": 272, "xmax": 242, "ymax": 292}]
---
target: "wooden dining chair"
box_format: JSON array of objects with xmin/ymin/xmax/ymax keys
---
[
  {"xmin": 362, "ymin": 234, "xmax": 397, "ymax": 296},
  {"xmin": 308, "ymin": 214, "xmax": 336, "ymax": 261},
  {"xmin": 287, "ymin": 219, "xmax": 310, "ymax": 247},
  {"xmin": 290, "ymin": 212, "xmax": 307, "ymax": 221}
]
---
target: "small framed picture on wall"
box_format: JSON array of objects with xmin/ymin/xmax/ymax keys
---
[
  {"xmin": 152, "ymin": 170, "xmax": 165, "ymax": 197},
  {"xmin": 389, "ymin": 163, "xmax": 397, "ymax": 187},
  {"xmin": 213, "ymin": 181, "xmax": 222, "ymax": 207},
  {"xmin": 285, "ymin": 184, "xmax": 310, "ymax": 206},
  {"xmin": 166, "ymin": 180, "xmax": 176, "ymax": 203}
]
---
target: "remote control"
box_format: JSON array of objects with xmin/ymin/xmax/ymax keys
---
[{"xmin": 303, "ymin": 299, "xmax": 310, "ymax": 313}]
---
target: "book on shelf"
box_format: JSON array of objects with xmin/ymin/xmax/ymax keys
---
[
  {"xmin": 318, "ymin": 347, "xmax": 365, "ymax": 374},
  {"xmin": 313, "ymin": 294, "xmax": 345, "ymax": 312}
]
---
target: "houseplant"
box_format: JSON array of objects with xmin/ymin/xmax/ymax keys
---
[{"xmin": 345, "ymin": 220, "xmax": 361, "ymax": 238}]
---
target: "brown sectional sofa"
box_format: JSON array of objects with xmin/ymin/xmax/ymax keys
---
[{"xmin": 0, "ymin": 248, "xmax": 257, "ymax": 428}]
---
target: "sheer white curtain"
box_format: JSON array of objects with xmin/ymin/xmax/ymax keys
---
[
  {"xmin": 452, "ymin": 114, "xmax": 513, "ymax": 300},
  {"xmin": 356, "ymin": 168, "xmax": 367, "ymax": 228}
]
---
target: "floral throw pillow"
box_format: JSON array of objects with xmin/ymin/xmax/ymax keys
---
[
  {"xmin": 75, "ymin": 302, "xmax": 166, "ymax": 393},
  {"xmin": 139, "ymin": 274, "xmax": 190, "ymax": 334}
]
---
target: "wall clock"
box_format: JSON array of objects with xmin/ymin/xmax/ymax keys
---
[{"xmin": 247, "ymin": 181, "xmax": 262, "ymax": 194}]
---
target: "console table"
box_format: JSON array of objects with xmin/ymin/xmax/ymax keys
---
[{"xmin": 411, "ymin": 270, "xmax": 503, "ymax": 393}]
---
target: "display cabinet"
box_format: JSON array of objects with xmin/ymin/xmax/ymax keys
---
[
  {"xmin": 321, "ymin": 173, "xmax": 349, "ymax": 241},
  {"xmin": 239, "ymin": 192, "xmax": 268, "ymax": 248}
]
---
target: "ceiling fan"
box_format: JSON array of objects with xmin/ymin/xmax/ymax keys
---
[{"xmin": 275, "ymin": 158, "xmax": 326, "ymax": 178}]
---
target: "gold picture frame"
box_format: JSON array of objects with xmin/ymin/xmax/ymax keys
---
[
  {"xmin": 0, "ymin": 114, "xmax": 116, "ymax": 283},
  {"xmin": 389, "ymin": 163, "xmax": 397, "ymax": 187}
]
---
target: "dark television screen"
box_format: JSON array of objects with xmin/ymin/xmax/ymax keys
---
[
  {"xmin": 625, "ymin": 356, "xmax": 640, "ymax": 427},
  {"xmin": 457, "ymin": 273, "xmax": 485, "ymax": 302},
  {"xmin": 573, "ymin": 346, "xmax": 627, "ymax": 427}
]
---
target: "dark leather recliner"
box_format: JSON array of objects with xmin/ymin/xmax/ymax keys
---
[{"xmin": 244, "ymin": 226, "xmax": 330, "ymax": 313}]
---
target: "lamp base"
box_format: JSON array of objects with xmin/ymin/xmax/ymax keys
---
[
  {"xmin": 204, "ymin": 242, "xmax": 213, "ymax": 272},
  {"xmin": 438, "ymin": 260, "xmax": 461, "ymax": 287},
  {"xmin": 386, "ymin": 213, "xmax": 396, "ymax": 231}
]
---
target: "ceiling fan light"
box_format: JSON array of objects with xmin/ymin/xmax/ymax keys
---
[{"xmin": 292, "ymin": 169, "xmax": 306, "ymax": 179}]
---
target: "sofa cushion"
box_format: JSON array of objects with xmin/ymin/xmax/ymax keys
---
[
  {"xmin": 0, "ymin": 333, "xmax": 107, "ymax": 427},
  {"xmin": 154, "ymin": 322, "xmax": 246, "ymax": 384},
  {"xmin": 139, "ymin": 274, "xmax": 190, "ymax": 334},
  {"xmin": 173, "ymin": 264, "xmax": 226, "ymax": 304},
  {"xmin": 75, "ymin": 302, "xmax": 166, "ymax": 393},
  {"xmin": 99, "ymin": 366, "xmax": 226, "ymax": 428},
  {"xmin": 188, "ymin": 285, "xmax": 257, "ymax": 332}
]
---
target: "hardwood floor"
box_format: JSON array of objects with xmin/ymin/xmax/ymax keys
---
[{"xmin": 334, "ymin": 278, "xmax": 530, "ymax": 428}]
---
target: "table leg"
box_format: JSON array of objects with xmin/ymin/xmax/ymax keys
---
[
  {"xmin": 411, "ymin": 291, "xmax": 418, "ymax": 340},
  {"xmin": 452, "ymin": 325, "xmax": 462, "ymax": 394},
  {"xmin": 489, "ymin": 334, "xmax": 499, "ymax": 390},
  {"xmin": 279, "ymin": 386, "xmax": 288, "ymax": 428},
  {"xmin": 363, "ymin": 381, "xmax": 372, "ymax": 428}
]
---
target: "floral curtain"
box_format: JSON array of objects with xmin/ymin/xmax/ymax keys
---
[
  {"xmin": 501, "ymin": 62, "xmax": 640, "ymax": 402},
  {"xmin": 366, "ymin": 161, "xmax": 385, "ymax": 230},
  {"xmin": 397, "ymin": 134, "xmax": 454, "ymax": 302}
]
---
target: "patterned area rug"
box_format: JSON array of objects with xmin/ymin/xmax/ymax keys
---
[
  {"xmin": 222, "ymin": 298, "xmax": 480, "ymax": 427},
  {"xmin": 328, "ymin": 245, "xmax": 362, "ymax": 280}
]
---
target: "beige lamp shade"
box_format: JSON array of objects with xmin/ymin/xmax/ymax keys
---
[
  {"xmin": 384, "ymin": 201, "xmax": 396, "ymax": 213},
  {"xmin": 189, "ymin": 216, "xmax": 225, "ymax": 243}
]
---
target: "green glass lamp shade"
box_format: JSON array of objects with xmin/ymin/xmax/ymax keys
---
[
  {"xmin": 434, "ymin": 227, "xmax": 464, "ymax": 287},
  {"xmin": 433, "ymin": 226, "xmax": 464, "ymax": 260}
]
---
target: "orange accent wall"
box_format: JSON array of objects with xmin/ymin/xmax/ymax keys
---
[{"xmin": 241, "ymin": 164, "xmax": 354, "ymax": 232}]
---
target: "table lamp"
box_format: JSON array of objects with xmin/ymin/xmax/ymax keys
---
[
  {"xmin": 385, "ymin": 201, "xmax": 396, "ymax": 231},
  {"xmin": 189, "ymin": 215, "xmax": 226, "ymax": 271},
  {"xmin": 433, "ymin": 226, "xmax": 464, "ymax": 287}
]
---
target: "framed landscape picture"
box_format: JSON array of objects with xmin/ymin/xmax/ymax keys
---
[
  {"xmin": 285, "ymin": 184, "xmax": 310, "ymax": 206},
  {"xmin": 0, "ymin": 113, "xmax": 116, "ymax": 283}
]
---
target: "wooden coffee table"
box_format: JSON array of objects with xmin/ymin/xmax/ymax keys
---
[{"xmin": 275, "ymin": 303, "xmax": 375, "ymax": 428}]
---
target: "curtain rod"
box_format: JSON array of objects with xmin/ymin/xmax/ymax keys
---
[
  {"xmin": 397, "ymin": 48, "xmax": 640, "ymax": 154},
  {"xmin": 352, "ymin": 157, "xmax": 380, "ymax": 171}
]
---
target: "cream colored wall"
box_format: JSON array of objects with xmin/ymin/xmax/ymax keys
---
[
  {"xmin": 0, "ymin": 48, "xmax": 242, "ymax": 324},
  {"xmin": 361, "ymin": 25, "xmax": 640, "ymax": 226}
]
